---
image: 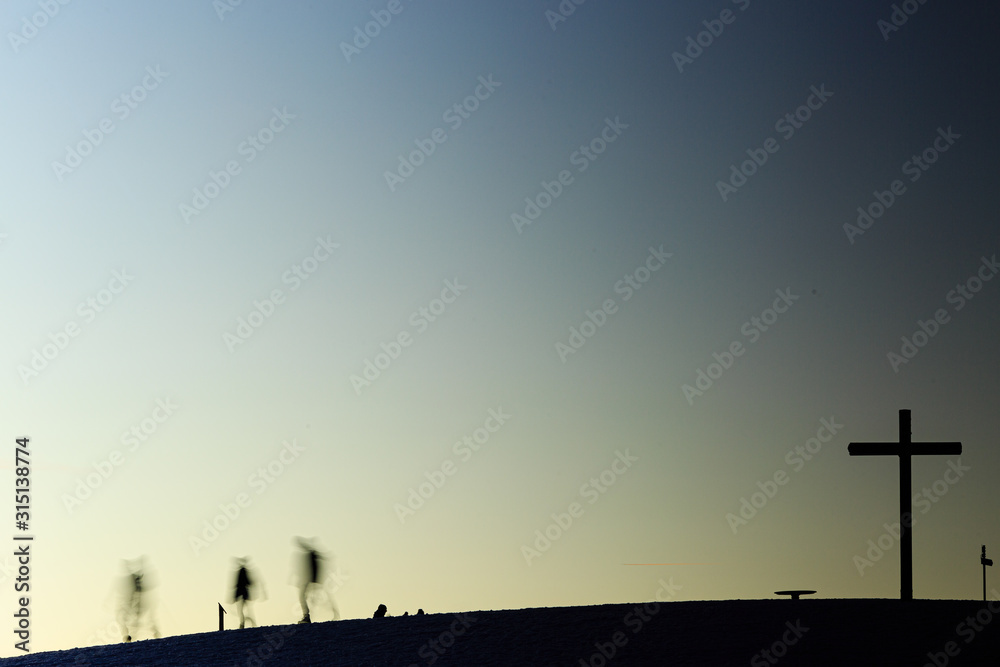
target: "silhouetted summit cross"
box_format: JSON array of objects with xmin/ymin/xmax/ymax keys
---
[{"xmin": 849, "ymin": 409, "xmax": 961, "ymax": 601}]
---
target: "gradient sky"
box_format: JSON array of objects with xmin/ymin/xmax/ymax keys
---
[{"xmin": 1, "ymin": 0, "xmax": 999, "ymax": 656}]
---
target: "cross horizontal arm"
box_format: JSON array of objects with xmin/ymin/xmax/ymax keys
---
[
  {"xmin": 849, "ymin": 443, "xmax": 900, "ymax": 456},
  {"xmin": 849, "ymin": 442, "xmax": 962, "ymax": 456}
]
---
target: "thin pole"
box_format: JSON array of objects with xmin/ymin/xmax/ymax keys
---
[
  {"xmin": 983, "ymin": 545, "xmax": 989, "ymax": 603},
  {"xmin": 219, "ymin": 603, "xmax": 226, "ymax": 631}
]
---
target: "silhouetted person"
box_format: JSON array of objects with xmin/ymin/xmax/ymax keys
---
[
  {"xmin": 117, "ymin": 557, "xmax": 159, "ymax": 642},
  {"xmin": 416, "ymin": 608, "xmax": 425, "ymax": 615},
  {"xmin": 402, "ymin": 611, "xmax": 409, "ymax": 617},
  {"xmin": 373, "ymin": 604, "xmax": 387, "ymax": 618},
  {"xmin": 292, "ymin": 537, "xmax": 339, "ymax": 623},
  {"xmin": 232, "ymin": 556, "xmax": 265, "ymax": 629}
]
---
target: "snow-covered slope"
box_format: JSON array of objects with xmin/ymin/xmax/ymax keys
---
[{"xmin": 2, "ymin": 600, "xmax": 999, "ymax": 666}]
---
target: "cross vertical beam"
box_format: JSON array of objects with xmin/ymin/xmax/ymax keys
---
[
  {"xmin": 848, "ymin": 409, "xmax": 962, "ymax": 601},
  {"xmin": 899, "ymin": 409, "xmax": 912, "ymax": 602}
]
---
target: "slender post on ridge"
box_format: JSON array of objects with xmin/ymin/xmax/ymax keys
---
[
  {"xmin": 219, "ymin": 603, "xmax": 227, "ymax": 631},
  {"xmin": 982, "ymin": 546, "xmax": 993, "ymax": 602}
]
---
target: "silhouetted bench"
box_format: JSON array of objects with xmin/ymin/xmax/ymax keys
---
[{"xmin": 775, "ymin": 590, "xmax": 815, "ymax": 600}]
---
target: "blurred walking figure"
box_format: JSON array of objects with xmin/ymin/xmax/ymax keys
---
[
  {"xmin": 292, "ymin": 537, "xmax": 339, "ymax": 623},
  {"xmin": 117, "ymin": 556, "xmax": 159, "ymax": 642},
  {"xmin": 233, "ymin": 556, "xmax": 266, "ymax": 629}
]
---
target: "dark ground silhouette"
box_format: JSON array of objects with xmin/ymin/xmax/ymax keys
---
[{"xmin": 9, "ymin": 599, "xmax": 1000, "ymax": 666}]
